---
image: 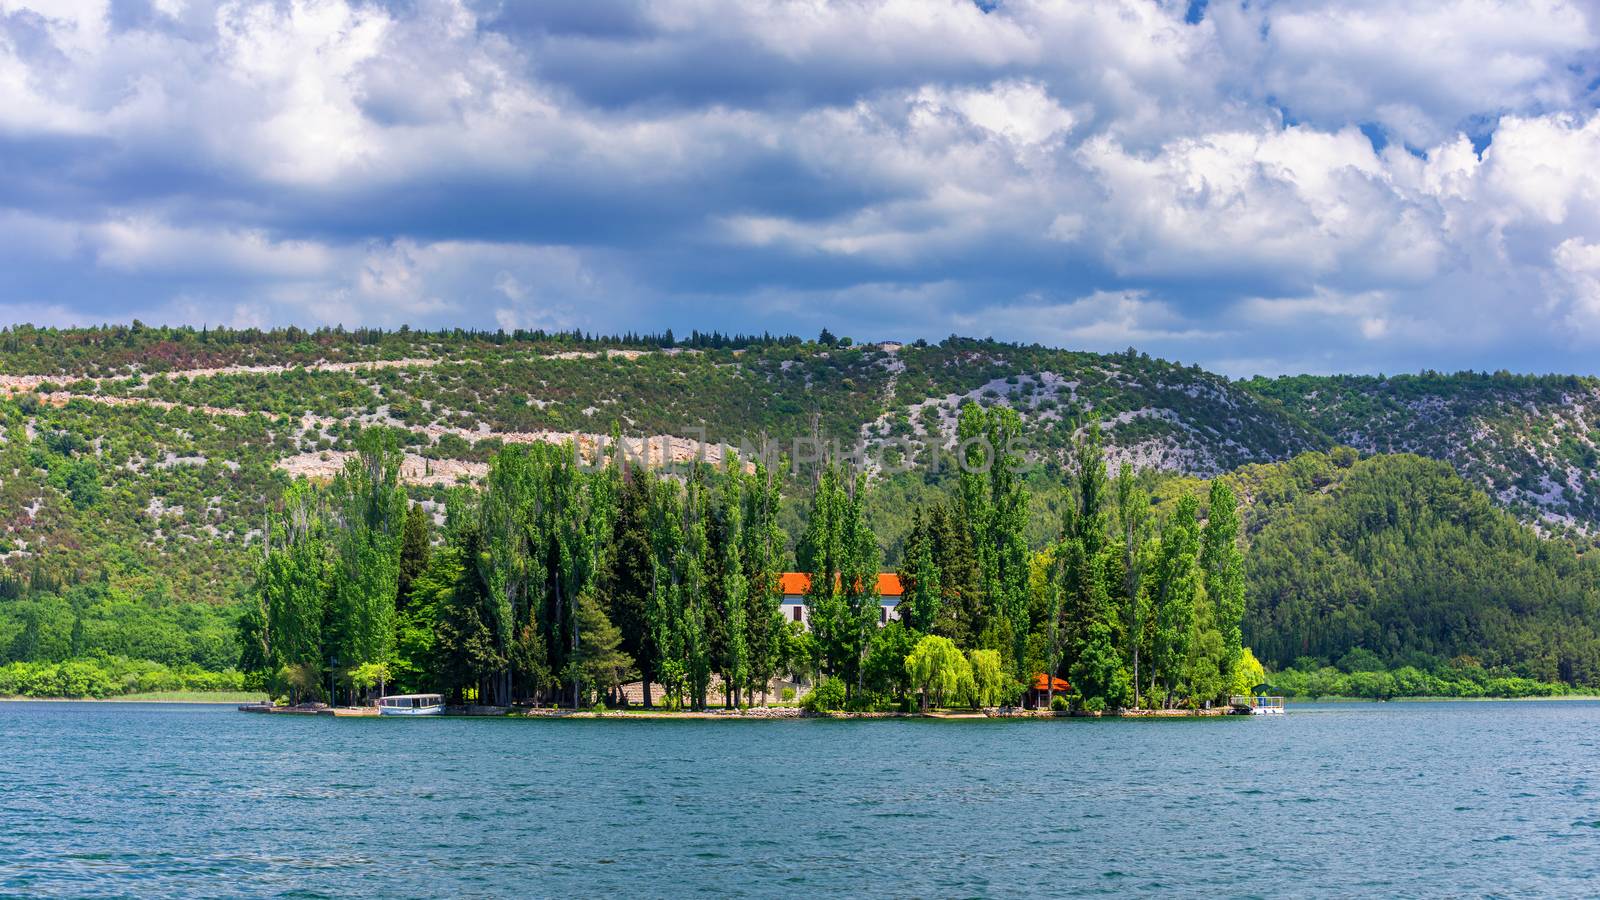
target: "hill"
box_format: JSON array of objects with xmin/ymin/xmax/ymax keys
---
[
  {"xmin": 4, "ymin": 324, "xmax": 1600, "ymax": 690},
  {"xmin": 1221, "ymin": 450, "xmax": 1600, "ymax": 683}
]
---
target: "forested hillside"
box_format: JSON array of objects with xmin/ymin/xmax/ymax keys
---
[
  {"xmin": 1247, "ymin": 372, "xmax": 1600, "ymax": 537},
  {"xmin": 4, "ymin": 323, "xmax": 1600, "ymax": 695},
  {"xmin": 1224, "ymin": 450, "xmax": 1600, "ymax": 683}
]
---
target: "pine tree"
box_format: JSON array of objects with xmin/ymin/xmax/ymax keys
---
[
  {"xmin": 897, "ymin": 509, "xmax": 943, "ymax": 634},
  {"xmin": 569, "ymin": 590, "xmax": 634, "ymax": 706},
  {"xmin": 396, "ymin": 503, "xmax": 432, "ymax": 612}
]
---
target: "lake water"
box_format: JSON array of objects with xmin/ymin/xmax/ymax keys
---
[{"xmin": 4, "ymin": 701, "xmax": 1600, "ymax": 897}]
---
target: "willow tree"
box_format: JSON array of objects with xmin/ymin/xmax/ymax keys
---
[
  {"xmin": 905, "ymin": 634, "xmax": 965, "ymax": 712},
  {"xmin": 329, "ymin": 432, "xmax": 406, "ymax": 703}
]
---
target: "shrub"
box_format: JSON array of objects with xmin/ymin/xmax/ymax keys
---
[
  {"xmin": 801, "ymin": 677, "xmax": 847, "ymax": 713},
  {"xmin": 780, "ymin": 687, "xmax": 796, "ymax": 702},
  {"xmin": 1050, "ymin": 695, "xmax": 1069, "ymax": 712}
]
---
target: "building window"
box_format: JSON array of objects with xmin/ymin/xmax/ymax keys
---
[
  {"xmin": 880, "ymin": 607, "xmax": 887, "ymax": 624},
  {"xmin": 793, "ymin": 606, "xmax": 803, "ymax": 622}
]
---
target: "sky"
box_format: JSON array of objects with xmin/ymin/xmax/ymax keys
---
[{"xmin": 1, "ymin": 0, "xmax": 1599, "ymax": 377}]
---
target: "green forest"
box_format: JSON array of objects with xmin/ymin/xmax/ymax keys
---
[
  {"xmin": 236, "ymin": 408, "xmax": 1251, "ymax": 713},
  {"xmin": 5, "ymin": 325, "xmax": 1600, "ymax": 701}
]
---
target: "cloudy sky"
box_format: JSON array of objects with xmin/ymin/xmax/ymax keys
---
[{"xmin": 2, "ymin": 0, "xmax": 1599, "ymax": 376}]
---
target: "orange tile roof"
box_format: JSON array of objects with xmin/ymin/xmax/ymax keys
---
[
  {"xmin": 778, "ymin": 572, "xmax": 810, "ymax": 596},
  {"xmin": 778, "ymin": 572, "xmax": 903, "ymax": 597},
  {"xmin": 1031, "ymin": 673, "xmax": 1071, "ymax": 692}
]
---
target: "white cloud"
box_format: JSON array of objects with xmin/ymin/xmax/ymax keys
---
[
  {"xmin": 956, "ymin": 290, "xmax": 1223, "ymax": 348},
  {"xmin": 0, "ymin": 0, "xmax": 1598, "ymax": 374}
]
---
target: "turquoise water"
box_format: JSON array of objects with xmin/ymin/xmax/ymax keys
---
[{"xmin": 4, "ymin": 701, "xmax": 1600, "ymax": 897}]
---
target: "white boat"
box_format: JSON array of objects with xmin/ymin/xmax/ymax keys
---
[
  {"xmin": 377, "ymin": 693, "xmax": 444, "ymax": 716},
  {"xmin": 1229, "ymin": 694, "xmax": 1287, "ymax": 715},
  {"xmin": 1250, "ymin": 696, "xmax": 1286, "ymax": 715}
]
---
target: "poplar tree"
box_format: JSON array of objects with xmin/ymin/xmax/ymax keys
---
[
  {"xmin": 801, "ymin": 464, "xmax": 878, "ymax": 698},
  {"xmin": 954, "ymin": 403, "xmax": 1030, "ymax": 678},
  {"xmin": 1114, "ymin": 466, "xmax": 1152, "ymax": 708},
  {"xmin": 1200, "ymin": 480, "xmax": 1246, "ymax": 688},
  {"xmin": 740, "ymin": 457, "xmax": 786, "ymax": 703},
  {"xmin": 646, "ymin": 476, "xmax": 687, "ymax": 707},
  {"xmin": 1059, "ymin": 422, "xmax": 1129, "ymax": 711},
  {"xmin": 478, "ymin": 445, "xmax": 545, "ymax": 705},
  {"xmin": 258, "ymin": 481, "xmax": 327, "ymax": 702},
  {"xmin": 329, "ymin": 432, "xmax": 407, "ymax": 702},
  {"xmin": 800, "ymin": 464, "xmax": 847, "ymax": 679},
  {"xmin": 1149, "ymin": 494, "xmax": 1202, "ymax": 706},
  {"xmin": 430, "ymin": 505, "xmax": 505, "ymax": 704},
  {"xmin": 680, "ymin": 466, "xmax": 712, "ymax": 709},
  {"xmin": 838, "ymin": 471, "xmax": 882, "ymax": 696}
]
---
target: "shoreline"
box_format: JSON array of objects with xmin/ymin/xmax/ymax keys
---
[
  {"xmin": 9, "ymin": 693, "xmax": 1596, "ymax": 709},
  {"xmin": 1289, "ymin": 694, "xmax": 1600, "ymax": 704},
  {"xmin": 2, "ymin": 693, "xmax": 268, "ymax": 704}
]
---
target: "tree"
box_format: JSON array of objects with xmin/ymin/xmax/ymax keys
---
[
  {"xmin": 604, "ymin": 462, "xmax": 658, "ymax": 706},
  {"xmin": 430, "ymin": 514, "xmax": 505, "ymax": 704},
  {"xmin": 1200, "ymin": 480, "xmax": 1246, "ymax": 688},
  {"xmin": 568, "ymin": 590, "xmax": 635, "ymax": 706},
  {"xmin": 707, "ymin": 462, "xmax": 749, "ymax": 706},
  {"xmin": 740, "ymin": 456, "xmax": 786, "ymax": 703},
  {"xmin": 905, "ymin": 634, "xmax": 966, "ymax": 711},
  {"xmin": 477, "ymin": 445, "xmax": 545, "ymax": 705},
  {"xmin": 1149, "ymin": 494, "xmax": 1202, "ymax": 706},
  {"xmin": 1114, "ymin": 465, "xmax": 1153, "ymax": 708},
  {"xmin": 646, "ymin": 475, "xmax": 688, "ymax": 707},
  {"xmin": 1229, "ymin": 647, "xmax": 1268, "ymax": 698},
  {"xmin": 800, "ymin": 464, "xmax": 878, "ymax": 698},
  {"xmin": 861, "ymin": 620, "xmax": 915, "ymax": 704},
  {"xmin": 1059, "ymin": 422, "xmax": 1128, "ymax": 710},
  {"xmin": 328, "ymin": 431, "xmax": 407, "ymax": 703},
  {"xmin": 897, "ymin": 508, "xmax": 943, "ymax": 635},
  {"xmin": 396, "ymin": 503, "xmax": 432, "ymax": 611},
  {"xmin": 966, "ymin": 648, "xmax": 1008, "ymax": 708},
  {"xmin": 257, "ymin": 482, "xmax": 327, "ymax": 702},
  {"xmin": 348, "ymin": 660, "xmax": 391, "ymax": 701}
]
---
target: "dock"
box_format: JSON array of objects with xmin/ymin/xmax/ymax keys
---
[{"xmin": 238, "ymin": 703, "xmax": 378, "ymax": 717}]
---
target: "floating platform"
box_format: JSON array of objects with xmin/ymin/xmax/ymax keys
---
[{"xmin": 237, "ymin": 703, "xmax": 378, "ymax": 717}]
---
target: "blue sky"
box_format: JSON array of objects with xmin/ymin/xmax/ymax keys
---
[{"xmin": 1, "ymin": 0, "xmax": 1599, "ymax": 377}]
